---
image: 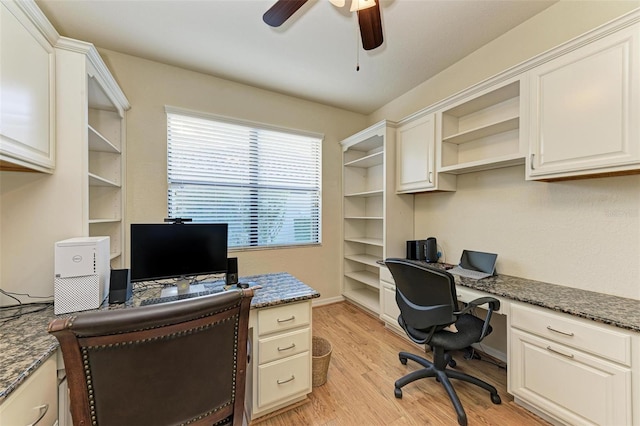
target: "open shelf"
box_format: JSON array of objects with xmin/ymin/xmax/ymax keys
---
[
  {"xmin": 438, "ymin": 79, "xmax": 523, "ymax": 174},
  {"xmin": 344, "ymin": 237, "xmax": 384, "ymax": 246},
  {"xmin": 88, "ymin": 125, "xmax": 120, "ymax": 153},
  {"xmin": 343, "ymin": 287, "xmax": 380, "ymax": 313},
  {"xmin": 88, "ymin": 173, "xmax": 120, "ymax": 187},
  {"xmin": 344, "ymin": 189, "xmax": 383, "ymax": 198},
  {"xmin": 344, "ymin": 270, "xmax": 379, "ymax": 289},
  {"xmin": 344, "ymin": 151, "xmax": 383, "ymax": 168},
  {"xmin": 442, "ymin": 116, "xmax": 519, "ymax": 145},
  {"xmin": 344, "ymin": 253, "xmax": 381, "ymax": 267}
]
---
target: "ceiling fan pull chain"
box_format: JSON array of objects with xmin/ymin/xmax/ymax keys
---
[{"xmin": 355, "ymin": 11, "xmax": 360, "ymax": 71}]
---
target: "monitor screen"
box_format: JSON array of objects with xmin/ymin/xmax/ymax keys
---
[{"xmin": 130, "ymin": 223, "xmax": 228, "ymax": 282}]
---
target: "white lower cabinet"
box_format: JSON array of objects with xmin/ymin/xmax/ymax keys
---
[
  {"xmin": 247, "ymin": 301, "xmax": 313, "ymax": 421},
  {"xmin": 380, "ymin": 267, "xmax": 401, "ymax": 332},
  {"xmin": 509, "ymin": 303, "xmax": 635, "ymax": 425},
  {"xmin": 0, "ymin": 356, "xmax": 58, "ymax": 426}
]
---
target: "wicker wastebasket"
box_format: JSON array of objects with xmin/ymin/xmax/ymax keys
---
[{"xmin": 312, "ymin": 336, "xmax": 332, "ymax": 387}]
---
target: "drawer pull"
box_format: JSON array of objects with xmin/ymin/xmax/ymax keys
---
[
  {"xmin": 277, "ymin": 315, "xmax": 296, "ymax": 323},
  {"xmin": 277, "ymin": 343, "xmax": 296, "ymax": 351},
  {"xmin": 277, "ymin": 375, "xmax": 295, "ymax": 385},
  {"xmin": 28, "ymin": 404, "xmax": 49, "ymax": 426},
  {"xmin": 546, "ymin": 326, "xmax": 574, "ymax": 337},
  {"xmin": 546, "ymin": 346, "xmax": 574, "ymax": 359}
]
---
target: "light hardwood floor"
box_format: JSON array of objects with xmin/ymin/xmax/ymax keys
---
[{"xmin": 257, "ymin": 302, "xmax": 549, "ymax": 425}]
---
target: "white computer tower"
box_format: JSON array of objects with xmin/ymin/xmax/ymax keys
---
[{"xmin": 54, "ymin": 236, "xmax": 110, "ymax": 314}]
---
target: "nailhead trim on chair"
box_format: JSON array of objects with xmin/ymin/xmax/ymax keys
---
[{"xmin": 82, "ymin": 312, "xmax": 241, "ymax": 425}]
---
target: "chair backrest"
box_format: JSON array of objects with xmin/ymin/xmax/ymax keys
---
[
  {"xmin": 385, "ymin": 258, "xmax": 458, "ymax": 331},
  {"xmin": 48, "ymin": 288, "xmax": 255, "ymax": 426}
]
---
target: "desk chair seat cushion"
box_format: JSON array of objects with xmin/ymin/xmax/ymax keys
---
[{"xmin": 399, "ymin": 312, "xmax": 491, "ymax": 351}]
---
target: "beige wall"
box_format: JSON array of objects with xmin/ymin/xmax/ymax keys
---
[
  {"xmin": 96, "ymin": 49, "xmax": 368, "ymax": 302},
  {"xmin": 371, "ymin": 1, "xmax": 640, "ymax": 300}
]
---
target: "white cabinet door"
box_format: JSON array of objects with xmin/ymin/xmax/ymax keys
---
[
  {"xmin": 527, "ymin": 23, "xmax": 640, "ymax": 180},
  {"xmin": 510, "ymin": 328, "xmax": 631, "ymax": 426},
  {"xmin": 380, "ymin": 281, "xmax": 400, "ymax": 329},
  {"xmin": 0, "ymin": 0, "xmax": 56, "ymax": 173},
  {"xmin": 396, "ymin": 114, "xmax": 435, "ymax": 192}
]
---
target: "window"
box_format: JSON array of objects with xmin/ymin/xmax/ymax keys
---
[{"xmin": 166, "ymin": 108, "xmax": 322, "ymax": 250}]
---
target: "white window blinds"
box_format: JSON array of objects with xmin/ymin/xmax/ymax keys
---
[{"xmin": 167, "ymin": 110, "xmax": 322, "ymax": 249}]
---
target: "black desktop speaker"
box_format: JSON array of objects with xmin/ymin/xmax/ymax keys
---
[
  {"xmin": 226, "ymin": 257, "xmax": 238, "ymax": 285},
  {"xmin": 109, "ymin": 268, "xmax": 132, "ymax": 303},
  {"xmin": 425, "ymin": 237, "xmax": 438, "ymax": 263}
]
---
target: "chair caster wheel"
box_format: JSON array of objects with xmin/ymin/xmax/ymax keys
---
[
  {"xmin": 394, "ymin": 388, "xmax": 403, "ymax": 398},
  {"xmin": 448, "ymin": 359, "xmax": 457, "ymax": 368},
  {"xmin": 399, "ymin": 356, "xmax": 407, "ymax": 365},
  {"xmin": 491, "ymin": 393, "xmax": 502, "ymax": 404}
]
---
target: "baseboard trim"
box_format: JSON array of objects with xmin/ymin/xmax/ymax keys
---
[{"xmin": 312, "ymin": 296, "xmax": 344, "ymax": 307}]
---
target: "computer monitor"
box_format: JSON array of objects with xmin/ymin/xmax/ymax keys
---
[{"xmin": 130, "ymin": 223, "xmax": 228, "ymax": 291}]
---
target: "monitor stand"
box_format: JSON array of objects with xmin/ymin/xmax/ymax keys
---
[{"xmin": 160, "ymin": 277, "xmax": 205, "ymax": 298}]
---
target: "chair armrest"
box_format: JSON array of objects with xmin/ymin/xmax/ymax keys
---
[{"xmin": 454, "ymin": 296, "xmax": 500, "ymax": 341}]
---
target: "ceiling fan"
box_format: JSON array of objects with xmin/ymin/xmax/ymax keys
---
[{"xmin": 263, "ymin": 0, "xmax": 384, "ymax": 51}]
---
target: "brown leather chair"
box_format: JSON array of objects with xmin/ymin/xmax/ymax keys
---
[{"xmin": 48, "ymin": 288, "xmax": 255, "ymax": 426}]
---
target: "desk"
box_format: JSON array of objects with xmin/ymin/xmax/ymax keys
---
[
  {"xmin": 379, "ymin": 261, "xmax": 640, "ymax": 425},
  {"xmin": 0, "ymin": 272, "xmax": 319, "ymax": 424}
]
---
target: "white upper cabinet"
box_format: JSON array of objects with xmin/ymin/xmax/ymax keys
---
[
  {"xmin": 0, "ymin": 0, "xmax": 58, "ymax": 173},
  {"xmin": 396, "ymin": 113, "xmax": 455, "ymax": 193},
  {"xmin": 527, "ymin": 21, "xmax": 640, "ymax": 180}
]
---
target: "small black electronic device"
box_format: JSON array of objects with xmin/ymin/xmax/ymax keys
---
[
  {"xmin": 406, "ymin": 240, "xmax": 426, "ymax": 260},
  {"xmin": 226, "ymin": 257, "xmax": 238, "ymax": 285},
  {"xmin": 109, "ymin": 269, "xmax": 132, "ymax": 303},
  {"xmin": 425, "ymin": 237, "xmax": 438, "ymax": 263}
]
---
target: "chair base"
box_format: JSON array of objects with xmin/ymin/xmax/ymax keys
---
[{"xmin": 394, "ymin": 349, "xmax": 501, "ymax": 426}]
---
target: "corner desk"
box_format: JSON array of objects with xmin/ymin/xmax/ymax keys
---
[
  {"xmin": 379, "ymin": 260, "xmax": 640, "ymax": 426},
  {"xmin": 0, "ymin": 272, "xmax": 320, "ymax": 425}
]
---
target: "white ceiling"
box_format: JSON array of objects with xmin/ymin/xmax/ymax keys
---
[{"xmin": 36, "ymin": 0, "xmax": 556, "ymax": 114}]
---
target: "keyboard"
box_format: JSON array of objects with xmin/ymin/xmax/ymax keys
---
[
  {"xmin": 140, "ymin": 288, "xmax": 223, "ymax": 306},
  {"xmin": 448, "ymin": 266, "xmax": 492, "ymax": 280}
]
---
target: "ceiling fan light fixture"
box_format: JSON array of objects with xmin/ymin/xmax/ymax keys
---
[
  {"xmin": 329, "ymin": 0, "xmax": 346, "ymax": 7},
  {"xmin": 350, "ymin": 0, "xmax": 376, "ymax": 12}
]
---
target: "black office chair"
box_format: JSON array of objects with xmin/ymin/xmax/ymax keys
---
[
  {"xmin": 385, "ymin": 258, "xmax": 501, "ymax": 426},
  {"xmin": 48, "ymin": 288, "xmax": 255, "ymax": 426}
]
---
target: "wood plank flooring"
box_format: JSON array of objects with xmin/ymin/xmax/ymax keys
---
[{"xmin": 257, "ymin": 302, "xmax": 549, "ymax": 425}]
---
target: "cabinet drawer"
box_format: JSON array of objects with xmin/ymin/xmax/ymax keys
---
[
  {"xmin": 258, "ymin": 302, "xmax": 310, "ymax": 336},
  {"xmin": 510, "ymin": 303, "xmax": 631, "ymax": 366},
  {"xmin": 259, "ymin": 328, "xmax": 310, "ymax": 364},
  {"xmin": 510, "ymin": 328, "xmax": 631, "ymax": 425},
  {"xmin": 456, "ymin": 286, "xmax": 506, "ymax": 314},
  {"xmin": 258, "ymin": 352, "xmax": 310, "ymax": 408},
  {"xmin": 0, "ymin": 356, "xmax": 58, "ymax": 426}
]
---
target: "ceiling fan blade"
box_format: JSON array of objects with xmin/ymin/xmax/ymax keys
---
[
  {"xmin": 358, "ymin": 2, "xmax": 383, "ymax": 50},
  {"xmin": 263, "ymin": 0, "xmax": 309, "ymax": 27}
]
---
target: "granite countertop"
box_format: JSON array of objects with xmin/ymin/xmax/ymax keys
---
[
  {"xmin": 0, "ymin": 272, "xmax": 319, "ymax": 403},
  {"xmin": 397, "ymin": 259, "xmax": 640, "ymax": 333}
]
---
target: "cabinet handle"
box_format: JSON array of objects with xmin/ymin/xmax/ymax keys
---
[
  {"xmin": 530, "ymin": 153, "xmax": 535, "ymax": 170},
  {"xmin": 277, "ymin": 315, "xmax": 295, "ymax": 323},
  {"xmin": 28, "ymin": 404, "xmax": 49, "ymax": 426},
  {"xmin": 546, "ymin": 326, "xmax": 574, "ymax": 337},
  {"xmin": 428, "ymin": 171, "xmax": 433, "ymax": 183},
  {"xmin": 277, "ymin": 375, "xmax": 295, "ymax": 384},
  {"xmin": 277, "ymin": 343, "xmax": 296, "ymax": 351},
  {"xmin": 546, "ymin": 346, "xmax": 574, "ymax": 359}
]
